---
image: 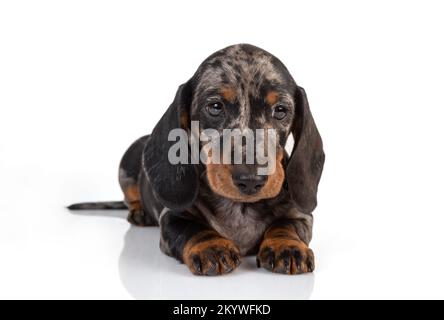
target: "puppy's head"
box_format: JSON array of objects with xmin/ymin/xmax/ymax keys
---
[{"xmin": 144, "ymin": 44, "xmax": 324, "ymax": 213}]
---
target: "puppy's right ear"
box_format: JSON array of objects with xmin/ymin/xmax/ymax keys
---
[{"xmin": 143, "ymin": 80, "xmax": 199, "ymax": 210}]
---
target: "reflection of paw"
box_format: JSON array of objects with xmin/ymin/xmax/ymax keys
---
[
  {"xmin": 127, "ymin": 209, "xmax": 155, "ymax": 227},
  {"xmin": 257, "ymin": 238, "xmax": 315, "ymax": 275},
  {"xmin": 184, "ymin": 237, "xmax": 241, "ymax": 276}
]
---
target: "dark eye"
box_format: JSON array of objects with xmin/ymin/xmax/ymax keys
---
[
  {"xmin": 206, "ymin": 101, "xmax": 224, "ymax": 117},
  {"xmin": 272, "ymin": 105, "xmax": 288, "ymax": 120}
]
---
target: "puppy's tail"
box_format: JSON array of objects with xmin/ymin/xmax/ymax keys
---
[{"xmin": 67, "ymin": 201, "xmax": 127, "ymax": 211}]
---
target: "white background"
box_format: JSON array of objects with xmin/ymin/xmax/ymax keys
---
[{"xmin": 1, "ymin": 0, "xmax": 444, "ymax": 299}]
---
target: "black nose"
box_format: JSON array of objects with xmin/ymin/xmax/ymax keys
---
[{"xmin": 232, "ymin": 173, "xmax": 268, "ymax": 195}]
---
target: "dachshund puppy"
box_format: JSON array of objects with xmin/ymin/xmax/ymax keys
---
[{"xmin": 69, "ymin": 44, "xmax": 325, "ymax": 276}]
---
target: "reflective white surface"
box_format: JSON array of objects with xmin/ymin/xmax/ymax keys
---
[
  {"xmin": 2, "ymin": 181, "xmax": 444, "ymax": 299},
  {"xmin": 0, "ymin": 202, "xmax": 315, "ymax": 299},
  {"xmin": 2, "ymin": 0, "xmax": 444, "ymax": 299},
  {"xmin": 119, "ymin": 224, "xmax": 314, "ymax": 300}
]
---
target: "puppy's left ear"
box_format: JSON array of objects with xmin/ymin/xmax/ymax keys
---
[
  {"xmin": 143, "ymin": 80, "xmax": 199, "ymax": 211},
  {"xmin": 287, "ymin": 86, "xmax": 325, "ymax": 214}
]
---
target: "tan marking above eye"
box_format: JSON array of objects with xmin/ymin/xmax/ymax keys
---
[
  {"xmin": 220, "ymin": 87, "xmax": 236, "ymax": 103},
  {"xmin": 266, "ymin": 91, "xmax": 279, "ymax": 106}
]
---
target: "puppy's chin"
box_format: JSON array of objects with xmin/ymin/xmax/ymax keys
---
[{"xmin": 214, "ymin": 191, "xmax": 281, "ymax": 203}]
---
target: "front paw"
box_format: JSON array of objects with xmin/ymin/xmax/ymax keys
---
[
  {"xmin": 257, "ymin": 238, "xmax": 315, "ymax": 275},
  {"xmin": 183, "ymin": 233, "xmax": 241, "ymax": 276}
]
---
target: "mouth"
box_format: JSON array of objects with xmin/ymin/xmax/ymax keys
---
[{"xmin": 205, "ymin": 151, "xmax": 285, "ymax": 203}]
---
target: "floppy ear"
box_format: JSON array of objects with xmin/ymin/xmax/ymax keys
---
[
  {"xmin": 143, "ymin": 81, "xmax": 199, "ymax": 211},
  {"xmin": 287, "ymin": 86, "xmax": 325, "ymax": 214}
]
